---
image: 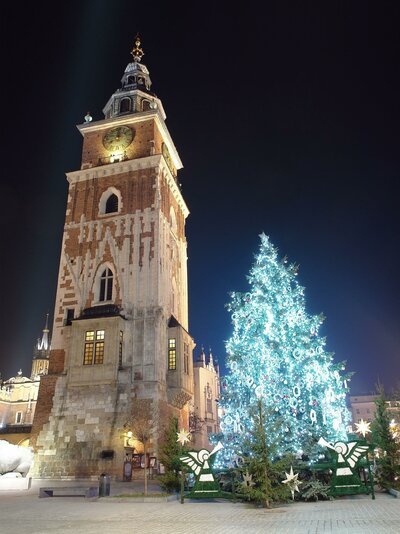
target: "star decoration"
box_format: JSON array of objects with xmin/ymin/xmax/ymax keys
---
[
  {"xmin": 176, "ymin": 429, "xmax": 191, "ymax": 446},
  {"xmin": 242, "ymin": 471, "xmax": 255, "ymax": 487},
  {"xmin": 282, "ymin": 466, "xmax": 302, "ymax": 500},
  {"xmin": 355, "ymin": 419, "xmax": 371, "ymax": 437}
]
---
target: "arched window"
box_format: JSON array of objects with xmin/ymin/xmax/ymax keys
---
[
  {"xmin": 120, "ymin": 98, "xmax": 131, "ymax": 113},
  {"xmin": 127, "ymin": 75, "xmax": 135, "ymax": 85},
  {"xmin": 99, "ymin": 268, "xmax": 113, "ymax": 302},
  {"xmin": 142, "ymin": 100, "xmax": 151, "ymax": 111},
  {"xmin": 99, "ymin": 187, "xmax": 122, "ymax": 216},
  {"xmin": 105, "ymin": 194, "xmax": 119, "ymax": 214}
]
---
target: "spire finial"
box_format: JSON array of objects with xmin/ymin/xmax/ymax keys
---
[
  {"xmin": 131, "ymin": 33, "xmax": 144, "ymax": 62},
  {"xmin": 44, "ymin": 313, "xmax": 49, "ymax": 332}
]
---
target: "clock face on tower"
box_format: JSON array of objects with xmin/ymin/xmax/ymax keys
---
[{"xmin": 103, "ymin": 126, "xmax": 134, "ymax": 151}]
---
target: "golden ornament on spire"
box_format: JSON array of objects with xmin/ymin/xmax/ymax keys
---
[{"xmin": 131, "ymin": 33, "xmax": 144, "ymax": 62}]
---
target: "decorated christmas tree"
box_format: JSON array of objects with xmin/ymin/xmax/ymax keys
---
[{"xmin": 217, "ymin": 234, "xmax": 351, "ymax": 464}]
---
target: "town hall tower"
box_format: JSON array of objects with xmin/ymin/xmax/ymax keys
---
[{"xmin": 32, "ymin": 37, "xmax": 194, "ymax": 478}]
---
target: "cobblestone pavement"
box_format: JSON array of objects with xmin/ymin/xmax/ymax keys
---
[{"xmin": 0, "ymin": 487, "xmax": 399, "ymax": 534}]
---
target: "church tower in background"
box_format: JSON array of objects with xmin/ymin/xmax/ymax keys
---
[{"xmin": 31, "ymin": 37, "xmax": 194, "ymax": 478}]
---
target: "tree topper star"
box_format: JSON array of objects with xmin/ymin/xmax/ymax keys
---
[
  {"xmin": 282, "ymin": 466, "xmax": 302, "ymax": 499},
  {"xmin": 354, "ymin": 419, "xmax": 371, "ymax": 437},
  {"xmin": 176, "ymin": 429, "xmax": 191, "ymax": 446}
]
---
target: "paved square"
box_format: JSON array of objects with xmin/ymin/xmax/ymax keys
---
[{"xmin": 0, "ymin": 483, "xmax": 399, "ymax": 534}]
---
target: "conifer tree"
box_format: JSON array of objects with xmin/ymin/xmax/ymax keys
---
[
  {"xmin": 236, "ymin": 399, "xmax": 292, "ymax": 507},
  {"xmin": 159, "ymin": 416, "xmax": 183, "ymax": 492},
  {"xmin": 217, "ymin": 234, "xmax": 351, "ymax": 464},
  {"xmin": 371, "ymin": 386, "xmax": 400, "ymax": 489}
]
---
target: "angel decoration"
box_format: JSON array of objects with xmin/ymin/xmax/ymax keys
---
[
  {"xmin": 180, "ymin": 441, "xmax": 224, "ymax": 497},
  {"xmin": 318, "ymin": 436, "xmax": 374, "ymax": 498}
]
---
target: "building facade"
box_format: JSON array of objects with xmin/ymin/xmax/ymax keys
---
[
  {"xmin": 31, "ymin": 37, "xmax": 195, "ymax": 478},
  {"xmin": 0, "ymin": 319, "xmax": 50, "ymax": 445},
  {"xmin": 350, "ymin": 394, "xmax": 400, "ymax": 427},
  {"xmin": 192, "ymin": 348, "xmax": 220, "ymax": 450}
]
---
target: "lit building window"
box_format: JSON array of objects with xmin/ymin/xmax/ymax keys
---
[
  {"xmin": 168, "ymin": 338, "xmax": 176, "ymax": 370},
  {"xmin": 83, "ymin": 330, "xmax": 105, "ymax": 365},
  {"xmin": 99, "ymin": 268, "xmax": 113, "ymax": 301}
]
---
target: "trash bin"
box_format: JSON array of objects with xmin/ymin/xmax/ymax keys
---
[{"xmin": 99, "ymin": 473, "xmax": 111, "ymax": 497}]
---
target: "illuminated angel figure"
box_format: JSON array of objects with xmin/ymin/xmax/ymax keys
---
[
  {"xmin": 180, "ymin": 442, "xmax": 224, "ymax": 496},
  {"xmin": 318, "ymin": 436, "xmax": 373, "ymax": 497}
]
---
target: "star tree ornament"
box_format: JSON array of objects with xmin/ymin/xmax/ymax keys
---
[
  {"xmin": 282, "ymin": 466, "xmax": 302, "ymax": 499},
  {"xmin": 176, "ymin": 429, "xmax": 191, "ymax": 446},
  {"xmin": 354, "ymin": 419, "xmax": 371, "ymax": 438}
]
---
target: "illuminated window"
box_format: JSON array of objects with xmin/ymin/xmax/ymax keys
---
[
  {"xmin": 83, "ymin": 330, "xmax": 105, "ymax": 365},
  {"xmin": 105, "ymin": 194, "xmax": 119, "ymax": 214},
  {"xmin": 99, "ymin": 268, "xmax": 113, "ymax": 301},
  {"xmin": 168, "ymin": 338, "xmax": 176, "ymax": 370}
]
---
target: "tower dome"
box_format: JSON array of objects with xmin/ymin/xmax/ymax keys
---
[{"xmin": 103, "ymin": 35, "xmax": 165, "ymax": 120}]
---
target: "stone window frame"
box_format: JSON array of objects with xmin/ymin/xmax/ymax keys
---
[
  {"xmin": 119, "ymin": 97, "xmax": 132, "ymax": 114},
  {"xmin": 98, "ymin": 187, "xmax": 122, "ymax": 217},
  {"xmin": 93, "ymin": 262, "xmax": 116, "ymax": 305},
  {"xmin": 83, "ymin": 329, "xmax": 105, "ymax": 365}
]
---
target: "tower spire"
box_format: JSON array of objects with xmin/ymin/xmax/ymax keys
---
[
  {"xmin": 38, "ymin": 313, "xmax": 50, "ymax": 351},
  {"xmin": 131, "ymin": 33, "xmax": 144, "ymax": 62}
]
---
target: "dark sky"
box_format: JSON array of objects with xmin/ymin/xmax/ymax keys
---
[{"xmin": 1, "ymin": 1, "xmax": 399, "ymax": 395}]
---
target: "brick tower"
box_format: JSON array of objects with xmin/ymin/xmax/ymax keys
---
[{"xmin": 31, "ymin": 37, "xmax": 194, "ymax": 478}]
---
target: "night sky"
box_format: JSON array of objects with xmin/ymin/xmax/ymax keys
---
[{"xmin": 1, "ymin": 1, "xmax": 399, "ymax": 395}]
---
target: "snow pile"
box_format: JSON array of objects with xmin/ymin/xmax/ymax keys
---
[{"xmin": 0, "ymin": 440, "xmax": 33, "ymax": 476}]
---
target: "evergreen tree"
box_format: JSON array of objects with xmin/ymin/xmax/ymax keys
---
[
  {"xmin": 217, "ymin": 234, "xmax": 351, "ymax": 464},
  {"xmin": 371, "ymin": 386, "xmax": 400, "ymax": 489},
  {"xmin": 236, "ymin": 399, "xmax": 292, "ymax": 507},
  {"xmin": 159, "ymin": 416, "xmax": 183, "ymax": 493}
]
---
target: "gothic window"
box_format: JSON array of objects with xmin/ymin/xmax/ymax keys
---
[
  {"xmin": 83, "ymin": 330, "xmax": 105, "ymax": 365},
  {"xmin": 118, "ymin": 331, "xmax": 123, "ymax": 369},
  {"xmin": 120, "ymin": 97, "xmax": 131, "ymax": 113},
  {"xmin": 168, "ymin": 338, "xmax": 176, "ymax": 370},
  {"xmin": 105, "ymin": 193, "xmax": 119, "ymax": 214},
  {"xmin": 99, "ymin": 188, "xmax": 122, "ymax": 215},
  {"xmin": 99, "ymin": 268, "xmax": 113, "ymax": 301},
  {"xmin": 142, "ymin": 100, "xmax": 151, "ymax": 111}
]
